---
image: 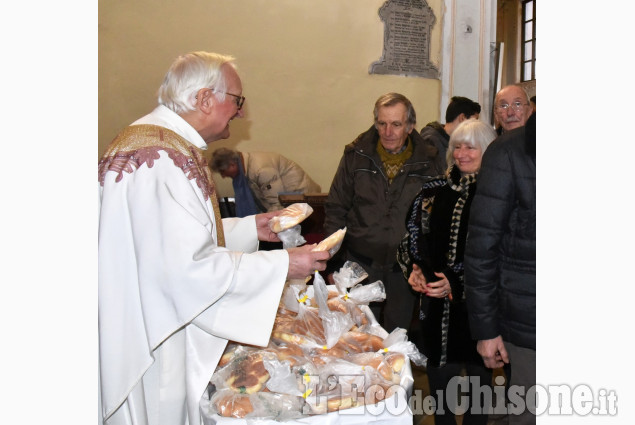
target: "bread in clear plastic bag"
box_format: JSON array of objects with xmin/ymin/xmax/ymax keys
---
[
  {"xmin": 332, "ymin": 260, "xmax": 368, "ymax": 293},
  {"xmin": 312, "ymin": 227, "xmax": 346, "ymax": 256},
  {"xmin": 211, "ymin": 350, "xmax": 271, "ymax": 394},
  {"xmin": 211, "ymin": 388, "xmax": 305, "ymax": 420},
  {"xmin": 268, "ymin": 203, "xmax": 313, "ymax": 233},
  {"xmin": 382, "ymin": 327, "xmax": 427, "ymax": 367},
  {"xmin": 311, "ymin": 271, "xmax": 355, "ymax": 348}
]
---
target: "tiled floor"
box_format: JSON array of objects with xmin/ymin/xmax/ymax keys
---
[{"xmin": 411, "ymin": 364, "xmax": 509, "ymax": 425}]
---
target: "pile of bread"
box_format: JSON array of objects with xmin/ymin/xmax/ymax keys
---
[{"xmin": 206, "ymin": 264, "xmax": 424, "ymax": 421}]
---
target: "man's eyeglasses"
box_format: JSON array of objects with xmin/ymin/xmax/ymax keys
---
[
  {"xmin": 497, "ymin": 101, "xmax": 528, "ymax": 112},
  {"xmin": 224, "ymin": 92, "xmax": 246, "ymax": 110}
]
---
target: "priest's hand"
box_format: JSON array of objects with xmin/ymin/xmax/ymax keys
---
[
  {"xmin": 286, "ymin": 244, "xmax": 330, "ymax": 280},
  {"xmin": 255, "ymin": 211, "xmax": 282, "ymax": 242}
]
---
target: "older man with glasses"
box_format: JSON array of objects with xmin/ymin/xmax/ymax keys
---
[
  {"xmin": 98, "ymin": 51, "xmax": 330, "ymax": 425},
  {"xmin": 493, "ymin": 84, "xmax": 533, "ymax": 134}
]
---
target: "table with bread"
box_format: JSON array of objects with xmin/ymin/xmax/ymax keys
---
[{"xmin": 200, "ymin": 204, "xmax": 426, "ymax": 424}]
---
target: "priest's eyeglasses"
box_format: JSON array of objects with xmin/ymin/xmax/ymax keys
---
[
  {"xmin": 497, "ymin": 101, "xmax": 527, "ymax": 112},
  {"xmin": 199, "ymin": 89, "xmax": 245, "ymax": 110},
  {"xmin": 224, "ymin": 92, "xmax": 246, "ymax": 110}
]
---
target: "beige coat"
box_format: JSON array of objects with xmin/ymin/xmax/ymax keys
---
[{"xmin": 241, "ymin": 151, "xmax": 321, "ymax": 211}]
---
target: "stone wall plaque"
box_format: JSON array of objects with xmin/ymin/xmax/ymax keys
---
[{"xmin": 369, "ymin": 0, "xmax": 439, "ymax": 79}]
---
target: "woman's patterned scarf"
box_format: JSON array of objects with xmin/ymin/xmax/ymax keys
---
[
  {"xmin": 401, "ymin": 164, "xmax": 476, "ymax": 366},
  {"xmin": 446, "ymin": 166, "xmax": 476, "ymax": 269}
]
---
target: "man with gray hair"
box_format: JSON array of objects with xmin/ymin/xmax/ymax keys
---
[
  {"xmin": 324, "ymin": 92, "xmax": 443, "ymax": 333},
  {"xmin": 98, "ymin": 51, "xmax": 330, "ymax": 425}
]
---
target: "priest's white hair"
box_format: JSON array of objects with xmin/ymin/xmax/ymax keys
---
[{"xmin": 158, "ymin": 51, "xmax": 236, "ymax": 114}]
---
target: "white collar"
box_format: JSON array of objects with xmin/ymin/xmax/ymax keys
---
[{"xmin": 132, "ymin": 105, "xmax": 207, "ymax": 150}]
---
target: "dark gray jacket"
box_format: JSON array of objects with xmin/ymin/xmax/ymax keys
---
[
  {"xmin": 420, "ymin": 121, "xmax": 449, "ymax": 172},
  {"xmin": 324, "ymin": 125, "xmax": 442, "ymax": 267},
  {"xmin": 464, "ymin": 114, "xmax": 536, "ymax": 350}
]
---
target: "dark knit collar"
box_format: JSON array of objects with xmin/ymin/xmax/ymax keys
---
[
  {"xmin": 376, "ymin": 135, "xmax": 412, "ymax": 157},
  {"xmin": 447, "ymin": 164, "xmax": 476, "ymax": 193}
]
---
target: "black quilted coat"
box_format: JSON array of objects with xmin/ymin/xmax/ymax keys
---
[{"xmin": 464, "ymin": 113, "xmax": 536, "ymax": 350}]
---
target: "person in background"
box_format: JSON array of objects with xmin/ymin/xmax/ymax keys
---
[
  {"xmin": 210, "ymin": 148, "xmax": 321, "ymax": 216},
  {"xmin": 530, "ymin": 95, "xmax": 536, "ymax": 113},
  {"xmin": 464, "ymin": 112, "xmax": 536, "ymax": 424},
  {"xmin": 397, "ymin": 119, "xmax": 497, "ymax": 425},
  {"xmin": 493, "ymin": 85, "xmax": 533, "ymax": 135},
  {"xmin": 420, "ymin": 96, "xmax": 481, "ymax": 170},
  {"xmin": 324, "ymin": 92, "xmax": 443, "ymax": 333},
  {"xmin": 98, "ymin": 51, "xmax": 330, "ymax": 425}
]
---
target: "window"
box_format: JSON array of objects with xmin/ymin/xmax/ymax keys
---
[{"xmin": 521, "ymin": 0, "xmax": 536, "ymax": 81}]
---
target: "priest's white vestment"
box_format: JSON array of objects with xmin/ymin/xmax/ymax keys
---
[{"xmin": 98, "ymin": 105, "xmax": 289, "ymax": 425}]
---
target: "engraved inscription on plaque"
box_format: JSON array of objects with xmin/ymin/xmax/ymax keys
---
[{"xmin": 370, "ymin": 0, "xmax": 439, "ymax": 79}]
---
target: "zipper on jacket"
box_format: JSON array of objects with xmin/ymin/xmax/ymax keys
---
[{"xmin": 354, "ymin": 149, "xmax": 389, "ymax": 182}]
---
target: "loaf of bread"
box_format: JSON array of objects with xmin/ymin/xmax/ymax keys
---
[
  {"xmin": 268, "ymin": 203, "xmax": 313, "ymax": 233},
  {"xmin": 312, "ymin": 228, "xmax": 346, "ymax": 255},
  {"xmin": 327, "ymin": 296, "xmax": 369, "ymax": 326},
  {"xmin": 213, "ymin": 392, "xmax": 254, "ymax": 418},
  {"xmin": 225, "ymin": 352, "xmax": 270, "ymax": 394},
  {"xmin": 336, "ymin": 330, "xmax": 384, "ymax": 353},
  {"xmin": 385, "ymin": 352, "xmax": 406, "ymax": 374}
]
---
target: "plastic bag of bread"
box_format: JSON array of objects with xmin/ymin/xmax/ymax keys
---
[
  {"xmin": 347, "ymin": 351, "xmax": 406, "ymax": 385},
  {"xmin": 303, "ymin": 359, "xmax": 369, "ymax": 414},
  {"xmin": 334, "ymin": 329, "xmax": 385, "ymax": 354},
  {"xmin": 316, "ymin": 355, "xmax": 403, "ymax": 407},
  {"xmin": 210, "ymin": 389, "xmax": 255, "ymax": 419},
  {"xmin": 261, "ymin": 356, "xmax": 303, "ymax": 396},
  {"xmin": 210, "ymin": 388, "xmax": 305, "ymax": 421},
  {"xmin": 268, "ymin": 203, "xmax": 313, "ymax": 248},
  {"xmin": 268, "ymin": 203, "xmax": 313, "ymax": 233},
  {"xmin": 311, "ymin": 227, "xmax": 346, "ymax": 256},
  {"xmin": 211, "ymin": 350, "xmax": 274, "ymax": 395},
  {"xmin": 326, "ymin": 294, "xmax": 370, "ymax": 328},
  {"xmin": 271, "ymin": 303, "xmax": 325, "ymax": 349},
  {"xmin": 277, "ymin": 224, "xmax": 307, "ymax": 249},
  {"xmin": 279, "ymin": 280, "xmax": 310, "ymax": 313},
  {"xmin": 383, "ymin": 327, "xmax": 427, "ymax": 367},
  {"xmin": 262, "ymin": 354, "xmax": 321, "ymax": 399},
  {"xmin": 347, "ymin": 280, "xmax": 387, "ymax": 305},
  {"xmin": 304, "ymin": 389, "xmax": 366, "ymax": 415},
  {"xmin": 332, "ymin": 260, "xmax": 368, "ymax": 293},
  {"xmin": 326, "ymin": 262, "xmax": 387, "ymax": 328},
  {"xmin": 262, "ymin": 340, "xmax": 306, "ymax": 368},
  {"xmin": 311, "ymin": 271, "xmax": 355, "ymax": 348}
]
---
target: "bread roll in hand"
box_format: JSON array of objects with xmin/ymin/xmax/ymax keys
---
[{"xmin": 268, "ymin": 203, "xmax": 313, "ymax": 232}]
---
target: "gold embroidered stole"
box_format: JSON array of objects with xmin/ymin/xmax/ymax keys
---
[{"xmin": 99, "ymin": 124, "xmax": 226, "ymax": 247}]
